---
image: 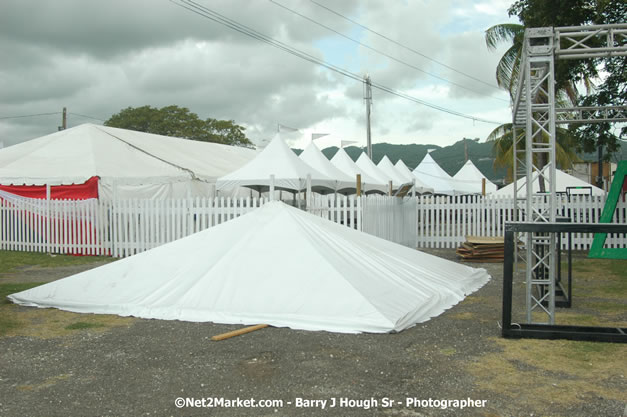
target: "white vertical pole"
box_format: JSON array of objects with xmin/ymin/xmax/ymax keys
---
[
  {"xmin": 46, "ymin": 184, "xmax": 51, "ymax": 254},
  {"xmin": 306, "ymin": 174, "xmax": 312, "ymax": 211},
  {"xmin": 269, "ymin": 175, "xmax": 275, "ymax": 201}
]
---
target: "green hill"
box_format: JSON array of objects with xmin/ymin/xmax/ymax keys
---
[
  {"xmin": 294, "ymin": 139, "xmax": 507, "ymax": 185},
  {"xmin": 294, "ymin": 139, "xmax": 626, "ymax": 186}
]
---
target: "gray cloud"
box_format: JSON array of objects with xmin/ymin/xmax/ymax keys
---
[{"xmin": 0, "ymin": 0, "xmax": 516, "ymax": 148}]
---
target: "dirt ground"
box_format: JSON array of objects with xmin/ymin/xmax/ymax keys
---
[{"xmin": 0, "ymin": 249, "xmax": 625, "ymax": 417}]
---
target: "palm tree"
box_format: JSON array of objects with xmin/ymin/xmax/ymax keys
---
[
  {"xmin": 485, "ymin": 23, "xmax": 525, "ymax": 101},
  {"xmin": 487, "ymin": 123, "xmax": 581, "ymax": 183},
  {"xmin": 485, "ymin": 24, "xmax": 582, "ymax": 188}
]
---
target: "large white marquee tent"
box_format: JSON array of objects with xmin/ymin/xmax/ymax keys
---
[
  {"xmin": 495, "ymin": 165, "xmax": 605, "ymax": 197},
  {"xmin": 394, "ymin": 160, "xmax": 434, "ymax": 194},
  {"xmin": 330, "ymin": 148, "xmax": 387, "ymax": 194},
  {"xmin": 298, "ymin": 142, "xmax": 355, "ymax": 194},
  {"xmin": 9, "ymin": 201, "xmax": 490, "ymax": 334},
  {"xmin": 453, "ymin": 160, "xmax": 498, "ymax": 195},
  {"xmin": 0, "ymin": 124, "xmax": 257, "ymax": 200},
  {"xmin": 216, "ymin": 135, "xmax": 336, "ymax": 193}
]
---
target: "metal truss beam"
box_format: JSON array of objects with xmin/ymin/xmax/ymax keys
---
[
  {"xmin": 555, "ymin": 24, "xmax": 627, "ymax": 59},
  {"xmin": 510, "ymin": 23, "xmax": 627, "ymax": 330}
]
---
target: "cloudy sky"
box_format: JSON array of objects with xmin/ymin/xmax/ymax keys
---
[{"xmin": 0, "ymin": 0, "xmax": 519, "ymax": 150}]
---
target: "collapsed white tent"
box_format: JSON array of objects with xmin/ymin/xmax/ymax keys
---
[
  {"xmin": 0, "ymin": 124, "xmax": 257, "ymax": 200},
  {"xmin": 330, "ymin": 148, "xmax": 387, "ymax": 194},
  {"xmin": 9, "ymin": 201, "xmax": 490, "ymax": 334},
  {"xmin": 394, "ymin": 159, "xmax": 434, "ymax": 194},
  {"xmin": 495, "ymin": 165, "xmax": 605, "ymax": 197},
  {"xmin": 453, "ymin": 160, "xmax": 498, "ymax": 195},
  {"xmin": 216, "ymin": 135, "xmax": 336, "ymax": 193},
  {"xmin": 298, "ymin": 142, "xmax": 356, "ymax": 194}
]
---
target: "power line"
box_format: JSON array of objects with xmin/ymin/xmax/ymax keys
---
[
  {"xmin": 310, "ymin": 0, "xmax": 502, "ymax": 92},
  {"xmin": 171, "ymin": 0, "xmax": 504, "ymax": 125},
  {"xmin": 68, "ymin": 112, "xmax": 105, "ymax": 122},
  {"xmin": 270, "ymin": 0, "xmax": 508, "ymax": 102},
  {"xmin": 0, "ymin": 112, "xmax": 60, "ymax": 120},
  {"xmin": 0, "ymin": 111, "xmax": 105, "ymax": 122}
]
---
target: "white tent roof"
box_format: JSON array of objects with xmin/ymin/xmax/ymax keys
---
[
  {"xmin": 413, "ymin": 153, "xmax": 458, "ymax": 195},
  {"xmin": 355, "ymin": 153, "xmax": 394, "ymax": 191},
  {"xmin": 0, "ymin": 124, "xmax": 256, "ymax": 186},
  {"xmin": 216, "ymin": 134, "xmax": 336, "ymax": 193},
  {"xmin": 394, "ymin": 160, "xmax": 434, "ymax": 194},
  {"xmin": 298, "ymin": 142, "xmax": 355, "ymax": 193},
  {"xmin": 453, "ymin": 160, "xmax": 498, "ymax": 195},
  {"xmin": 495, "ymin": 166, "xmax": 605, "ymax": 197},
  {"xmin": 330, "ymin": 148, "xmax": 386, "ymax": 194},
  {"xmin": 9, "ymin": 201, "xmax": 490, "ymax": 334},
  {"xmin": 377, "ymin": 155, "xmax": 411, "ymax": 187}
]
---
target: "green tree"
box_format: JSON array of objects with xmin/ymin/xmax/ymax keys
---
[
  {"xmin": 508, "ymin": 0, "xmax": 626, "ymax": 161},
  {"xmin": 487, "ymin": 123, "xmax": 581, "ymax": 183},
  {"xmin": 104, "ymin": 105, "xmax": 253, "ymax": 148}
]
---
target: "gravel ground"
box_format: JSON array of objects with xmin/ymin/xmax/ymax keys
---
[{"xmin": 0, "ymin": 249, "xmax": 625, "ymax": 417}]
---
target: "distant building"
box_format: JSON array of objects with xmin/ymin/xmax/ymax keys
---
[{"xmin": 570, "ymin": 161, "xmax": 616, "ymax": 192}]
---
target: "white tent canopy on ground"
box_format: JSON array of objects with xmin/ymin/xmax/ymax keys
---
[
  {"xmin": 216, "ymin": 134, "xmax": 336, "ymax": 194},
  {"xmin": 453, "ymin": 160, "xmax": 498, "ymax": 195},
  {"xmin": 9, "ymin": 201, "xmax": 490, "ymax": 334},
  {"xmin": 412, "ymin": 153, "xmax": 459, "ymax": 195},
  {"xmin": 0, "ymin": 124, "xmax": 257, "ymax": 200},
  {"xmin": 376, "ymin": 155, "xmax": 412, "ymax": 188},
  {"xmin": 495, "ymin": 165, "xmax": 605, "ymax": 197},
  {"xmin": 330, "ymin": 148, "xmax": 386, "ymax": 194},
  {"xmin": 394, "ymin": 160, "xmax": 434, "ymax": 194},
  {"xmin": 298, "ymin": 142, "xmax": 356, "ymax": 194}
]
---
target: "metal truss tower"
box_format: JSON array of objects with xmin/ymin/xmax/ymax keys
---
[{"xmin": 512, "ymin": 24, "xmax": 627, "ymax": 325}]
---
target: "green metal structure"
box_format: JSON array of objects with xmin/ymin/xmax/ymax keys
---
[{"xmin": 589, "ymin": 160, "xmax": 627, "ymax": 260}]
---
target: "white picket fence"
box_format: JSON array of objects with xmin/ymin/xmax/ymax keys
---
[
  {"xmin": 1, "ymin": 193, "xmax": 625, "ymax": 257},
  {"xmin": 416, "ymin": 194, "xmax": 627, "ymax": 249}
]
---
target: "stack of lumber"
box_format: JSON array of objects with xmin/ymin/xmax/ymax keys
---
[{"xmin": 456, "ymin": 236, "xmax": 504, "ymax": 263}]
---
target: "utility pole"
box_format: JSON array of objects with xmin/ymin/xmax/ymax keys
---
[
  {"xmin": 464, "ymin": 138, "xmax": 468, "ymax": 162},
  {"xmin": 59, "ymin": 107, "xmax": 67, "ymax": 131},
  {"xmin": 364, "ymin": 75, "xmax": 372, "ymax": 159}
]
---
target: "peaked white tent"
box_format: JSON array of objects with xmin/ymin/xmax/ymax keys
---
[
  {"xmin": 377, "ymin": 155, "xmax": 411, "ymax": 188},
  {"xmin": 9, "ymin": 202, "xmax": 490, "ymax": 334},
  {"xmin": 0, "ymin": 124, "xmax": 257, "ymax": 200},
  {"xmin": 413, "ymin": 153, "xmax": 459, "ymax": 195},
  {"xmin": 330, "ymin": 148, "xmax": 386, "ymax": 194},
  {"xmin": 394, "ymin": 160, "xmax": 434, "ymax": 194},
  {"xmin": 355, "ymin": 153, "xmax": 395, "ymax": 193},
  {"xmin": 495, "ymin": 165, "xmax": 605, "ymax": 197},
  {"xmin": 298, "ymin": 142, "xmax": 355, "ymax": 193},
  {"xmin": 216, "ymin": 135, "xmax": 336, "ymax": 193},
  {"xmin": 453, "ymin": 160, "xmax": 498, "ymax": 195}
]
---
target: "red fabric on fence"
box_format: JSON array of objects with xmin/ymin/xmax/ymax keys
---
[{"xmin": 0, "ymin": 176, "xmax": 99, "ymax": 200}]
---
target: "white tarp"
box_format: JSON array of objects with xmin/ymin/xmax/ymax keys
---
[
  {"xmin": 298, "ymin": 142, "xmax": 355, "ymax": 193},
  {"xmin": 495, "ymin": 165, "xmax": 605, "ymax": 197},
  {"xmin": 216, "ymin": 135, "xmax": 336, "ymax": 193},
  {"xmin": 0, "ymin": 124, "xmax": 257, "ymax": 200},
  {"xmin": 394, "ymin": 160, "xmax": 434, "ymax": 194},
  {"xmin": 330, "ymin": 148, "xmax": 386, "ymax": 194},
  {"xmin": 453, "ymin": 160, "xmax": 498, "ymax": 195},
  {"xmin": 9, "ymin": 201, "xmax": 490, "ymax": 334}
]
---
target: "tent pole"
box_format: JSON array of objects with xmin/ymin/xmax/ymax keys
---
[{"xmin": 269, "ymin": 175, "xmax": 275, "ymax": 202}]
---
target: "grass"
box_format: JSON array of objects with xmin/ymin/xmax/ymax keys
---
[
  {"xmin": 0, "ymin": 278, "xmax": 133, "ymax": 338},
  {"xmin": 468, "ymin": 337, "xmax": 627, "ymax": 415},
  {"xmin": 0, "ymin": 250, "xmax": 113, "ymax": 274},
  {"xmin": 64, "ymin": 321, "xmax": 106, "ymax": 330}
]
